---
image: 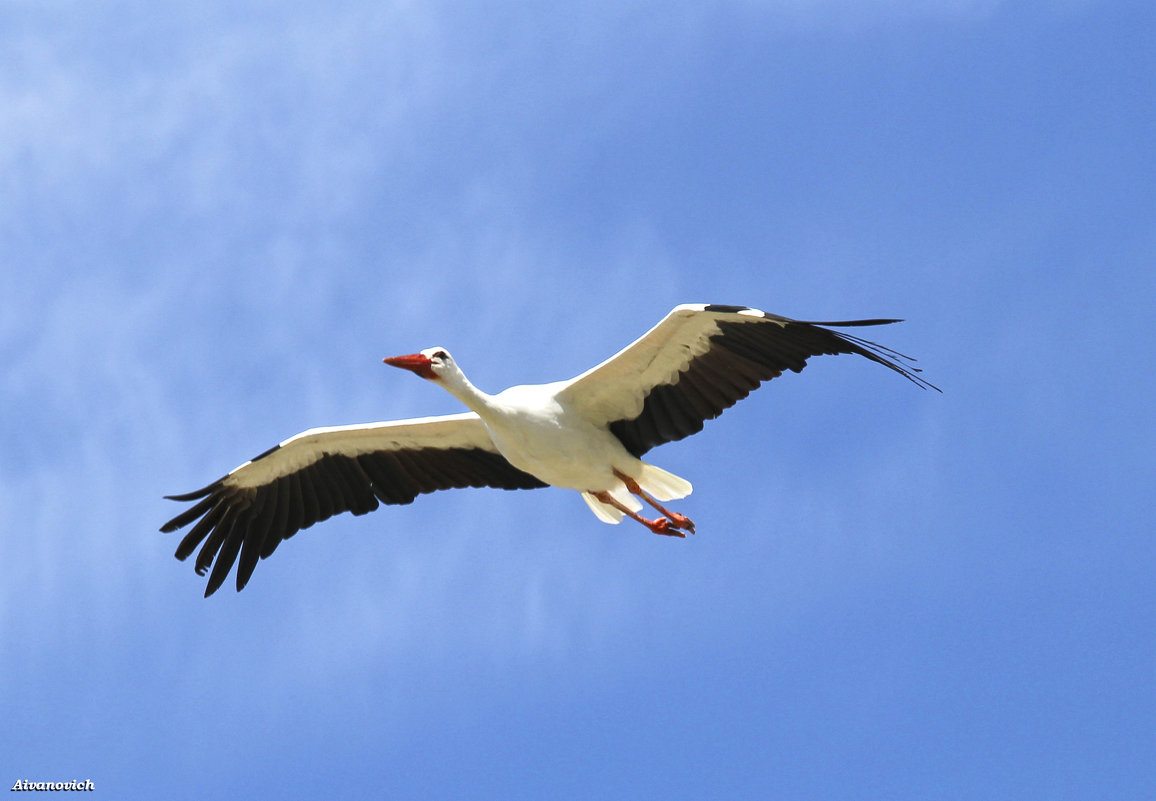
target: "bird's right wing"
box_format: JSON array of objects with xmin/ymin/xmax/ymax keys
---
[{"xmin": 160, "ymin": 412, "xmax": 546, "ymax": 596}]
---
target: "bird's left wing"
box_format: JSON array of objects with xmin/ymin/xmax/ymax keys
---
[
  {"xmin": 556, "ymin": 304, "xmax": 938, "ymax": 457},
  {"xmin": 161, "ymin": 412, "xmax": 546, "ymax": 596}
]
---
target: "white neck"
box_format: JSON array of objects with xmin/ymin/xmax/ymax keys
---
[{"xmin": 435, "ymin": 362, "xmax": 497, "ymax": 417}]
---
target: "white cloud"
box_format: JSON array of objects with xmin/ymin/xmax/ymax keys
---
[{"xmin": 0, "ymin": 0, "xmax": 1013, "ymax": 658}]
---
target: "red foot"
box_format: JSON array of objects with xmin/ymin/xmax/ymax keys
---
[
  {"xmin": 666, "ymin": 513, "xmax": 695, "ymax": 534},
  {"xmin": 647, "ymin": 517, "xmax": 686, "ymax": 538}
]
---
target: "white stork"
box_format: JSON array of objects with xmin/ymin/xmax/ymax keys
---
[{"xmin": 162, "ymin": 304, "xmax": 938, "ymax": 595}]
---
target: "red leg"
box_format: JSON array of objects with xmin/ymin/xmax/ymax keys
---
[
  {"xmin": 591, "ymin": 491, "xmax": 686, "ymax": 538},
  {"xmin": 613, "ymin": 470, "xmax": 696, "ymax": 534}
]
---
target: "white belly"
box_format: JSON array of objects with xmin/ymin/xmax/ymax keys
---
[{"xmin": 480, "ymin": 388, "xmax": 635, "ymax": 492}]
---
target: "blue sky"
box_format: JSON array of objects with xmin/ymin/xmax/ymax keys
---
[{"xmin": 2, "ymin": 1, "xmax": 1153, "ymax": 798}]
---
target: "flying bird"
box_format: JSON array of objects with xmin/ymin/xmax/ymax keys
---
[{"xmin": 162, "ymin": 304, "xmax": 938, "ymax": 595}]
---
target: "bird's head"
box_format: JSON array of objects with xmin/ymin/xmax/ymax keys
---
[{"xmin": 383, "ymin": 347, "xmax": 454, "ymax": 381}]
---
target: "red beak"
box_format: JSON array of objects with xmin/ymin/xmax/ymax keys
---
[{"xmin": 383, "ymin": 353, "xmax": 436, "ymax": 379}]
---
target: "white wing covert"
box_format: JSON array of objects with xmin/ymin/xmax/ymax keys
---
[
  {"xmin": 161, "ymin": 413, "xmax": 546, "ymax": 596},
  {"xmin": 558, "ymin": 304, "xmax": 938, "ymax": 457}
]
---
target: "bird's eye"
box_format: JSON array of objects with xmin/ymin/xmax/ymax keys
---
[{"xmin": 432, "ymin": 350, "xmax": 448, "ymax": 361}]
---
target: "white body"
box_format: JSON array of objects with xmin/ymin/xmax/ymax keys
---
[{"xmin": 433, "ymin": 369, "xmax": 690, "ymax": 524}]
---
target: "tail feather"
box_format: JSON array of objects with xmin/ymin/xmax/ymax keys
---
[
  {"xmin": 636, "ymin": 462, "xmax": 692, "ymax": 501},
  {"xmin": 582, "ymin": 491, "xmax": 623, "ymax": 523},
  {"xmin": 581, "ymin": 486, "xmax": 642, "ymax": 524},
  {"xmin": 580, "ymin": 463, "xmax": 691, "ymax": 524}
]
